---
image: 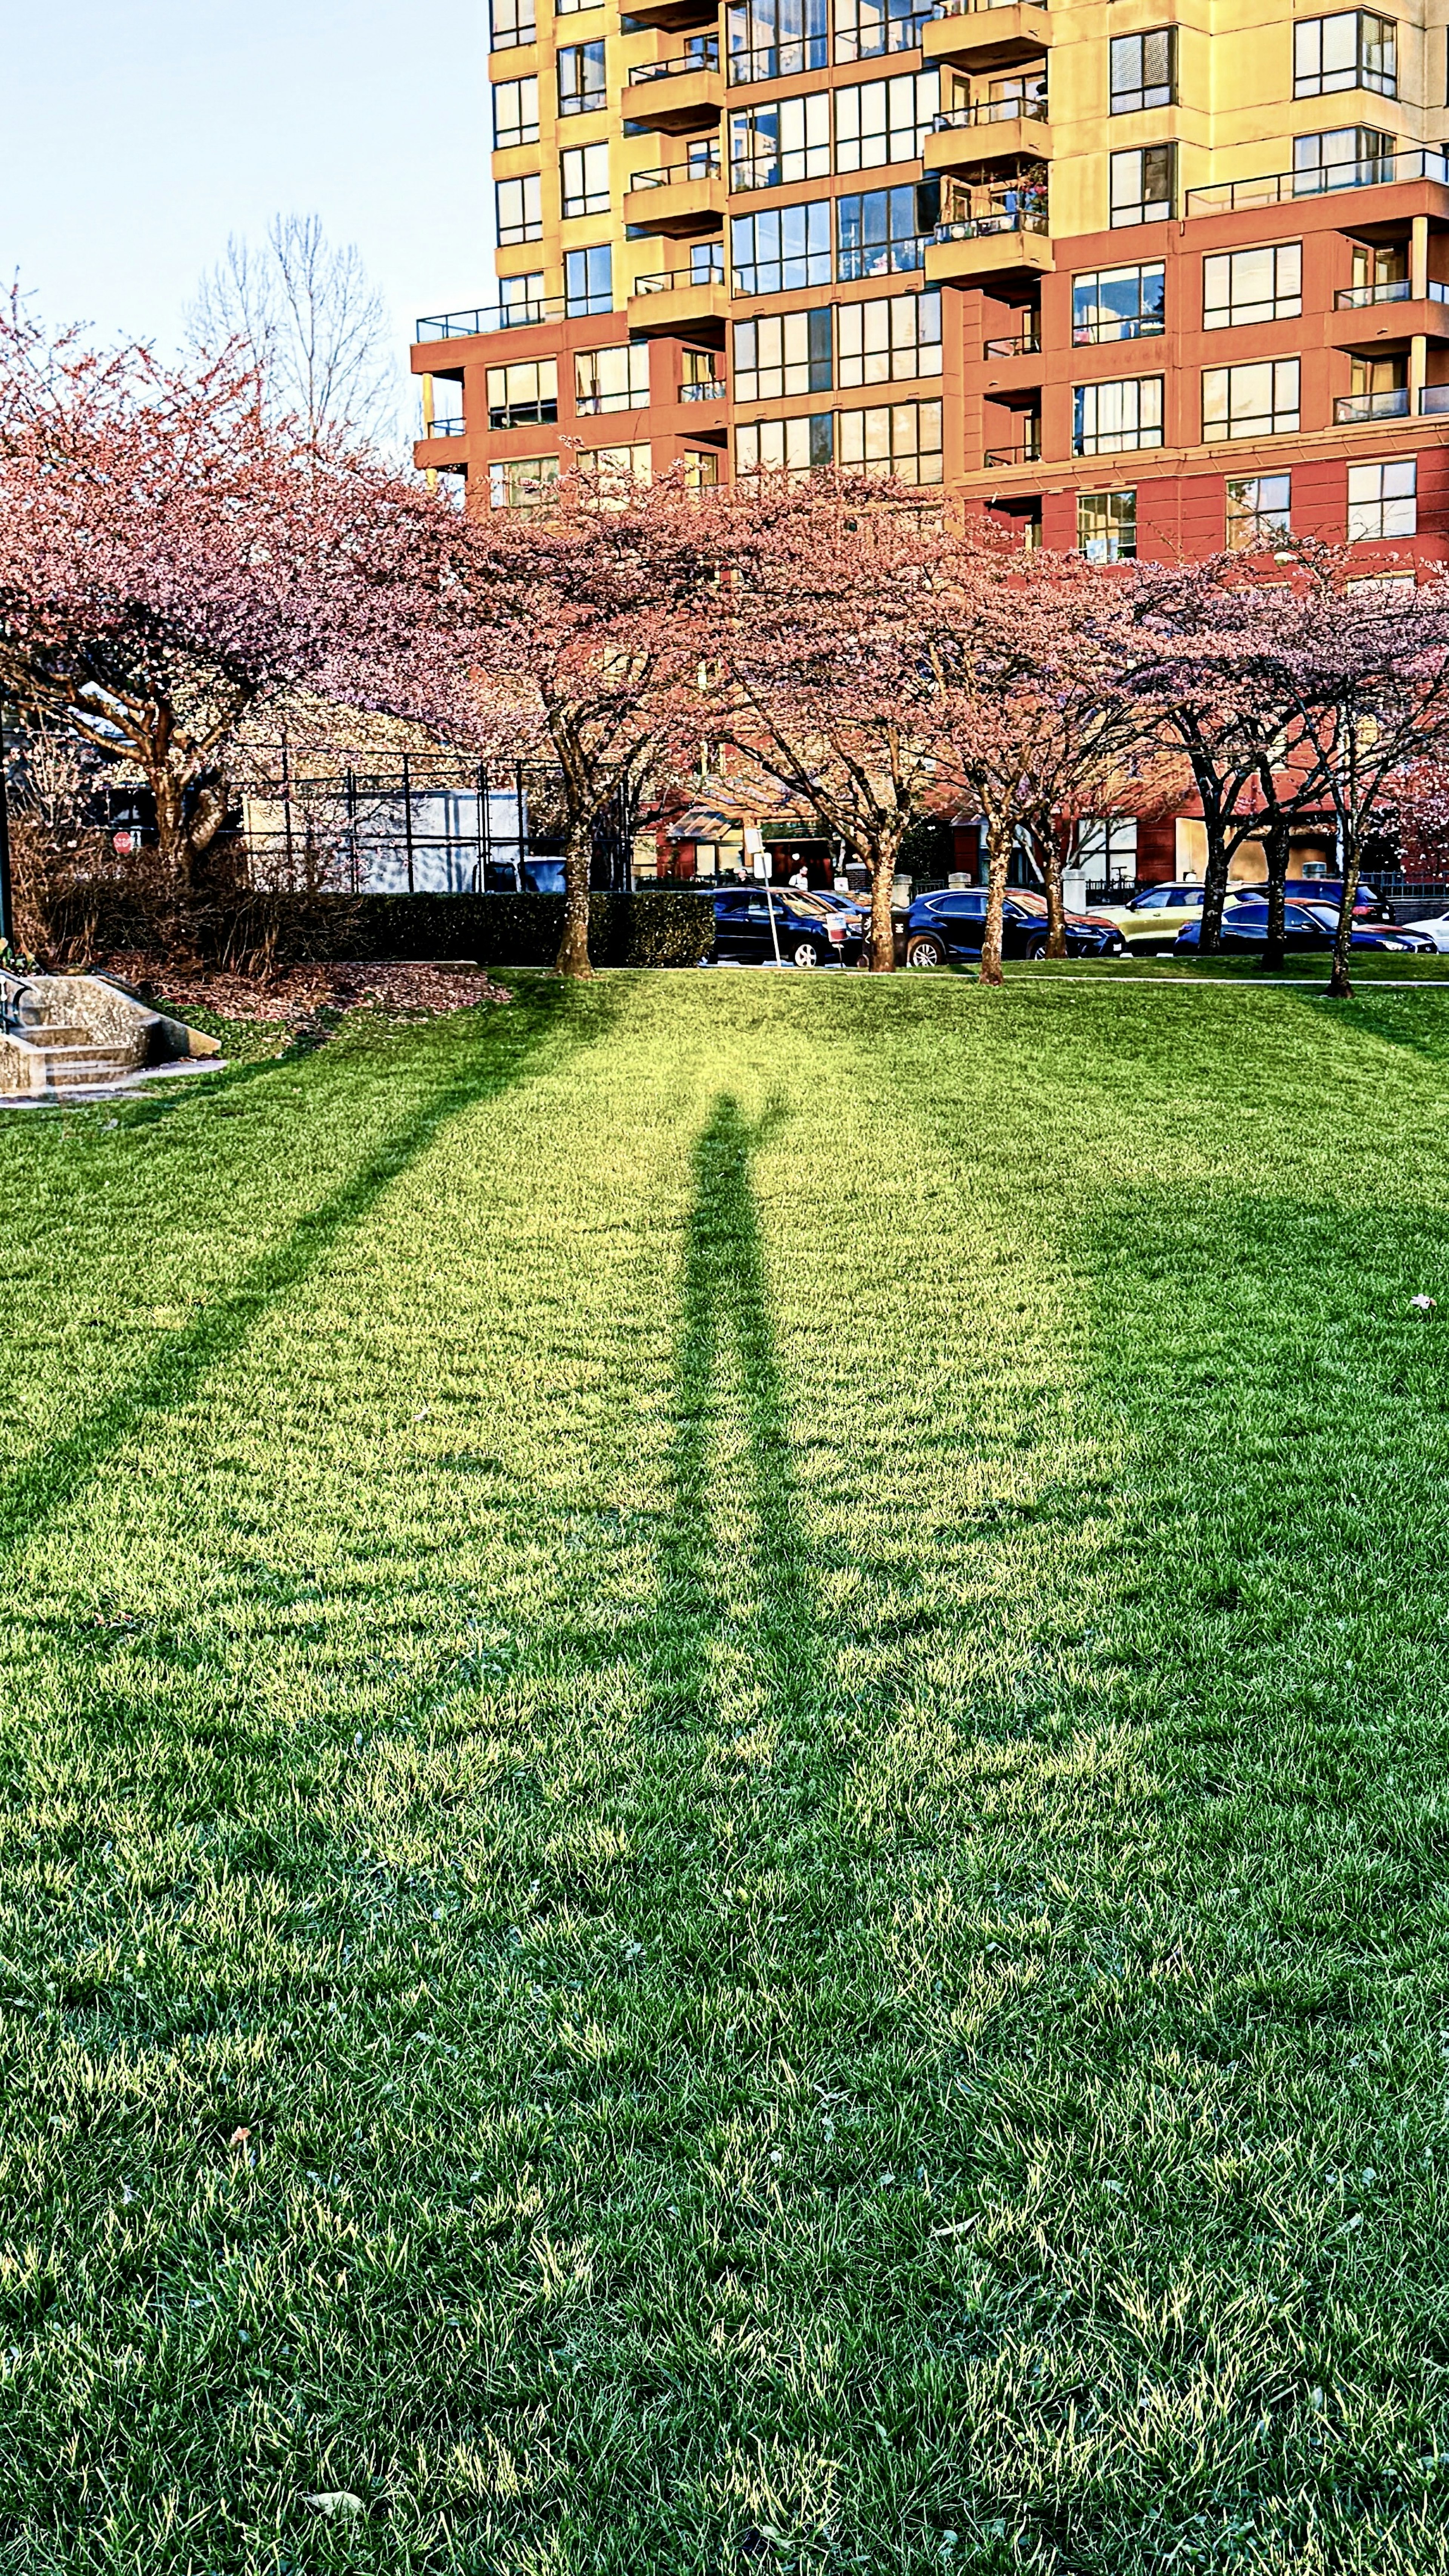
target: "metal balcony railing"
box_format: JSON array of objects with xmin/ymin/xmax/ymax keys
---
[
  {"xmin": 632, "ymin": 257, "xmax": 726, "ymax": 294},
  {"xmin": 1421, "ymin": 382, "xmax": 1449, "ymax": 410},
  {"xmin": 680, "ymin": 378, "xmax": 729, "ymax": 398},
  {"xmin": 1072, "ymin": 313, "xmax": 1165, "ymax": 342},
  {"xmin": 931, "ymin": 0, "xmax": 1049, "ymax": 17},
  {"xmin": 630, "ymin": 44, "xmax": 720, "ymax": 80},
  {"xmin": 983, "ymin": 326, "xmax": 1041, "ymax": 355},
  {"xmin": 1334, "ymin": 385, "xmax": 1411, "ymax": 421},
  {"xmin": 417, "ymin": 296, "xmax": 574, "ymax": 338},
  {"xmin": 984, "ymin": 435, "xmax": 1041, "ymax": 464},
  {"xmin": 729, "ymin": 150, "xmax": 832, "ymax": 191},
  {"xmin": 1334, "ymin": 276, "xmax": 1449, "ymax": 305},
  {"xmin": 933, "ymin": 95, "xmax": 1047, "ymax": 129},
  {"xmin": 727, "ymin": 38, "xmax": 829, "ymax": 83},
  {"xmin": 424, "ymin": 417, "xmax": 468, "ymax": 436},
  {"xmin": 1187, "ymin": 146, "xmax": 1449, "ymax": 216},
  {"xmin": 935, "ymin": 200, "xmax": 1049, "ymax": 239},
  {"xmin": 630, "ymin": 149, "xmax": 721, "ymax": 186}
]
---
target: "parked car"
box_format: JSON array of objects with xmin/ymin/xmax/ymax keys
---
[
  {"xmin": 1092, "ymin": 883, "xmax": 1215, "ymax": 945},
  {"xmin": 895, "ymin": 886, "xmax": 1125, "ymax": 967},
  {"xmin": 1401, "ymin": 909, "xmax": 1449, "ymax": 951},
  {"xmin": 709, "ymin": 887, "xmax": 863, "ymax": 967},
  {"xmin": 1296, "ymin": 901, "xmax": 1434, "ymax": 952},
  {"xmin": 1174, "ymin": 901, "xmax": 1428, "ymax": 955},
  {"xmin": 1280, "ymin": 878, "xmax": 1397, "ymax": 921}
]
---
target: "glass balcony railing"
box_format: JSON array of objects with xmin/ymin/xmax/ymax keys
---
[
  {"xmin": 931, "ymin": 0, "xmax": 1049, "ymax": 18},
  {"xmin": 680, "ymin": 378, "xmax": 729, "ymax": 399},
  {"xmin": 983, "ymin": 325, "xmax": 1041, "ymax": 355},
  {"xmin": 416, "ymin": 297, "xmax": 571, "ymax": 338},
  {"xmin": 1334, "ymin": 385, "xmax": 1411, "ymax": 421},
  {"xmin": 629, "ymin": 44, "xmax": 720, "ymax": 81},
  {"xmin": 632, "ymin": 255, "xmax": 726, "ymax": 294},
  {"xmin": 424, "ymin": 417, "xmax": 467, "ymax": 436},
  {"xmin": 932, "ymin": 95, "xmax": 1048, "ymax": 129},
  {"xmin": 1334, "ymin": 276, "xmax": 1449, "ymax": 305},
  {"xmin": 629, "ymin": 149, "xmax": 721, "ymax": 187},
  {"xmin": 1420, "ymin": 382, "xmax": 1449, "ymax": 410},
  {"xmin": 1187, "ymin": 147, "xmax": 1449, "ymax": 216},
  {"xmin": 727, "ymin": 36, "xmax": 829, "ymax": 83}
]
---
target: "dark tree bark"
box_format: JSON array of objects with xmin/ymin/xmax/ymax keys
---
[
  {"xmin": 556, "ymin": 809, "xmax": 594, "ymax": 980},
  {"xmin": 1259, "ymin": 808, "xmax": 1291, "ymax": 973},
  {"xmin": 1039, "ymin": 822, "xmax": 1067, "ymax": 958},
  {"xmin": 979, "ymin": 814, "xmax": 1014, "ymax": 987}
]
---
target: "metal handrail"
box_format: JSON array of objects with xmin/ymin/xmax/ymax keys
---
[
  {"xmin": 1334, "ymin": 386, "xmax": 1411, "ymax": 421},
  {"xmin": 632, "ymin": 260, "xmax": 725, "ymax": 293},
  {"xmin": 984, "ymin": 438, "xmax": 1041, "ymax": 464},
  {"xmin": 1186, "ymin": 146, "xmax": 1449, "ymax": 215},
  {"xmin": 0, "ymin": 969, "xmax": 35, "ymax": 1039},
  {"xmin": 932, "ymin": 0, "xmax": 1049, "ymax": 16},
  {"xmin": 983, "ymin": 327, "xmax": 1041, "ymax": 355},
  {"xmin": 630, "ymin": 45, "xmax": 720, "ymax": 80},
  {"xmin": 935, "ymin": 205, "xmax": 1049, "ymax": 237},
  {"xmin": 680, "ymin": 377, "xmax": 728, "ymax": 398},
  {"xmin": 417, "ymin": 296, "xmax": 575, "ymax": 338},
  {"xmin": 1335, "ymin": 276, "xmax": 1449, "ymax": 304},
  {"xmin": 933, "ymin": 95, "xmax": 1047, "ymax": 128},
  {"xmin": 423, "ymin": 416, "xmax": 468, "ymax": 436},
  {"xmin": 629, "ymin": 150, "xmax": 721, "ymax": 186},
  {"xmin": 1072, "ymin": 314, "xmax": 1165, "ymax": 341}
]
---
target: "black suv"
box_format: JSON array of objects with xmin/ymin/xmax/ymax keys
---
[
  {"xmin": 710, "ymin": 889, "xmax": 863, "ymax": 967},
  {"xmin": 896, "ymin": 887, "xmax": 1125, "ymax": 966}
]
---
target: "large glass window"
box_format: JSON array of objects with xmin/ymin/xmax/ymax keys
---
[
  {"xmin": 1077, "ymin": 489, "xmax": 1137, "ymax": 560},
  {"xmin": 1203, "ymin": 242, "xmax": 1302, "ymax": 328},
  {"xmin": 486, "ymin": 359, "xmax": 558, "ymax": 428},
  {"xmin": 736, "ymin": 413, "xmax": 836, "ymax": 474},
  {"xmin": 489, "ymin": 454, "xmax": 559, "ymax": 511},
  {"xmin": 497, "ymin": 174, "xmax": 543, "ymax": 243},
  {"xmin": 1109, "ymin": 29, "xmax": 1176, "ymax": 112},
  {"xmin": 1073, "ymin": 375, "xmax": 1164, "ymax": 454},
  {"xmin": 1226, "ymin": 473, "xmax": 1292, "ymax": 546},
  {"xmin": 1110, "ymin": 144, "xmax": 1176, "ymax": 225},
  {"xmin": 837, "ymin": 396, "xmax": 943, "ymax": 479},
  {"xmin": 1293, "ymin": 126, "xmax": 1394, "ymax": 189},
  {"xmin": 728, "ymin": 94, "xmax": 831, "ymax": 188},
  {"xmin": 578, "ymin": 443, "xmax": 652, "ymax": 495},
  {"xmin": 836, "ymin": 286, "xmax": 941, "ymax": 382},
  {"xmin": 733, "ymin": 307, "xmax": 833, "ymax": 400},
  {"xmin": 727, "ymin": 0, "xmax": 829, "ymax": 85},
  {"xmin": 1347, "ymin": 456, "xmax": 1416, "ymax": 537},
  {"xmin": 500, "ymin": 270, "xmax": 547, "ymax": 323},
  {"xmin": 837, "ymin": 183, "xmax": 928, "ymax": 278},
  {"xmin": 561, "ymin": 142, "xmax": 610, "ymax": 217},
  {"xmin": 490, "ymin": 0, "xmax": 536, "ymax": 49},
  {"xmin": 1294, "ymin": 12, "xmax": 1396, "ymax": 96},
  {"xmin": 575, "ymin": 344, "xmax": 651, "ymax": 413},
  {"xmin": 494, "ymin": 77, "xmax": 539, "ymax": 147},
  {"xmin": 1202, "ymin": 358, "xmax": 1300, "ymax": 439},
  {"xmin": 1072, "ymin": 261, "xmax": 1165, "ymax": 343},
  {"xmin": 834, "ymin": 71, "xmax": 939, "ymax": 169},
  {"xmin": 834, "ymin": 0, "xmax": 929, "ymax": 63},
  {"xmin": 731, "ymin": 201, "xmax": 833, "ymax": 294},
  {"xmin": 565, "ymin": 244, "xmax": 613, "ymax": 314},
  {"xmin": 558, "ymin": 40, "xmax": 607, "ymax": 113}
]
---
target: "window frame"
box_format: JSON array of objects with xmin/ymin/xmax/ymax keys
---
[
  {"xmin": 1109, "ymin": 26, "xmax": 1177, "ymax": 114},
  {"xmin": 558, "ymin": 39, "xmax": 608, "ymax": 113},
  {"xmin": 732, "ymin": 306, "xmax": 834, "ymax": 402},
  {"xmin": 560, "ymin": 140, "xmax": 611, "ymax": 218},
  {"xmin": 565, "ymin": 243, "xmax": 614, "ymax": 315},
  {"xmin": 730, "ymin": 201, "xmax": 834, "ymax": 295},
  {"xmin": 735, "ymin": 411, "xmax": 837, "ymax": 475},
  {"xmin": 1077, "ymin": 486, "xmax": 1138, "ymax": 561},
  {"xmin": 836, "ymin": 394, "xmax": 943, "ymax": 480},
  {"xmin": 1202, "ymin": 241, "xmax": 1303, "ymax": 329},
  {"xmin": 489, "ymin": 0, "xmax": 537, "ymax": 50},
  {"xmin": 493, "ymin": 75, "xmax": 540, "ymax": 148},
  {"xmin": 1346, "ymin": 455, "xmax": 1417, "ymax": 539},
  {"xmin": 836, "ymin": 182, "xmax": 929, "ymax": 280},
  {"xmin": 574, "ymin": 342, "xmax": 651, "ymax": 415},
  {"xmin": 835, "ymin": 286, "xmax": 942, "ymax": 385},
  {"xmin": 1201, "ymin": 357, "xmax": 1301, "ymax": 441},
  {"xmin": 1225, "ymin": 472, "xmax": 1294, "ymax": 547},
  {"xmin": 833, "ymin": 68, "xmax": 940, "ymax": 171},
  {"xmin": 1294, "ymin": 11, "xmax": 1397, "ymax": 99},
  {"xmin": 1072, "ymin": 260, "xmax": 1166, "ymax": 344},
  {"xmin": 1072, "ymin": 374, "xmax": 1165, "ymax": 455},
  {"xmin": 1109, "ymin": 142, "xmax": 1177, "ymax": 227},
  {"xmin": 496, "ymin": 172, "xmax": 543, "ymax": 244}
]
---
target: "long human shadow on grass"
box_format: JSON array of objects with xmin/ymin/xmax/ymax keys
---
[{"xmin": 0, "ymin": 984, "xmax": 611, "ymax": 1566}]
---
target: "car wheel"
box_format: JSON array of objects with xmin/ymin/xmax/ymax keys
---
[
  {"xmin": 1025, "ymin": 935, "xmax": 1047, "ymax": 960},
  {"xmin": 905, "ymin": 935, "xmax": 947, "ymax": 969},
  {"xmin": 789, "ymin": 938, "xmax": 821, "ymax": 968}
]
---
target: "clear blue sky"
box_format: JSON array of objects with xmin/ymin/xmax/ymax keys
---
[{"xmin": 1, "ymin": 0, "xmax": 489, "ymax": 407}]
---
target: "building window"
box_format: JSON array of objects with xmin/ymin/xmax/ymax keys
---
[
  {"xmin": 490, "ymin": 0, "xmax": 536, "ymax": 49},
  {"xmin": 1109, "ymin": 28, "xmax": 1177, "ymax": 113},
  {"xmin": 489, "ymin": 454, "xmax": 559, "ymax": 511},
  {"xmin": 494, "ymin": 76, "xmax": 539, "ymax": 147},
  {"xmin": 578, "ymin": 442, "xmax": 652, "ymax": 495},
  {"xmin": 1072, "ymin": 261, "xmax": 1165, "ymax": 342},
  {"xmin": 727, "ymin": 0, "xmax": 829, "ymax": 86},
  {"xmin": 684, "ymin": 450, "xmax": 721, "ymax": 488},
  {"xmin": 735, "ymin": 413, "xmax": 836, "ymax": 475},
  {"xmin": 834, "ymin": 70, "xmax": 940, "ymax": 170},
  {"xmin": 1202, "ymin": 357, "xmax": 1300, "ymax": 440},
  {"xmin": 1203, "ymin": 242, "xmax": 1302, "ymax": 328},
  {"xmin": 1347, "ymin": 456, "xmax": 1416, "ymax": 538},
  {"xmin": 1077, "ymin": 488, "xmax": 1137, "ymax": 561},
  {"xmin": 1076, "ymin": 819, "xmax": 1138, "ymax": 888},
  {"xmin": 728, "ymin": 93, "xmax": 831, "ymax": 188},
  {"xmin": 834, "ymin": 0, "xmax": 929, "ymax": 63},
  {"xmin": 1294, "ymin": 12, "xmax": 1396, "ymax": 97},
  {"xmin": 836, "ymin": 395, "xmax": 943, "ymax": 480},
  {"xmin": 1293, "ymin": 126, "xmax": 1394, "ymax": 189},
  {"xmin": 500, "ymin": 270, "xmax": 547, "ymax": 323},
  {"xmin": 731, "ymin": 201, "xmax": 832, "ymax": 295},
  {"xmin": 1110, "ymin": 143, "xmax": 1176, "ymax": 225},
  {"xmin": 559, "ymin": 40, "xmax": 608, "ymax": 113},
  {"xmin": 486, "ymin": 358, "xmax": 558, "ymax": 428},
  {"xmin": 575, "ymin": 343, "xmax": 651, "ymax": 414},
  {"xmin": 1073, "ymin": 375, "xmax": 1164, "ymax": 454},
  {"xmin": 561, "ymin": 142, "xmax": 610, "ymax": 217},
  {"xmin": 837, "ymin": 183, "xmax": 929, "ymax": 278},
  {"xmin": 1226, "ymin": 473, "xmax": 1293, "ymax": 546},
  {"xmin": 497, "ymin": 174, "xmax": 543, "ymax": 244},
  {"xmin": 836, "ymin": 286, "xmax": 941, "ymax": 383},
  {"xmin": 565, "ymin": 245, "xmax": 613, "ymax": 314},
  {"xmin": 733, "ymin": 307, "xmax": 833, "ymax": 401}
]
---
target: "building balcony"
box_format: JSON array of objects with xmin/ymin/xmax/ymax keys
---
[
  {"xmin": 680, "ymin": 376, "xmax": 729, "ymax": 400},
  {"xmin": 415, "ymin": 297, "xmax": 573, "ymax": 348},
  {"xmin": 1328, "ymin": 282, "xmax": 1449, "ymax": 348},
  {"xmin": 983, "ymin": 434, "xmax": 1041, "ymax": 468},
  {"xmin": 624, "ymin": 0, "xmax": 721, "ymax": 32},
  {"xmin": 628, "ymin": 263, "xmax": 729, "ymax": 340},
  {"xmin": 926, "ymin": 204, "xmax": 1051, "ymax": 288},
  {"xmin": 1421, "ymin": 382, "xmax": 1449, "ymax": 410},
  {"xmin": 1334, "ymin": 385, "xmax": 1411, "ymax": 422},
  {"xmin": 924, "ymin": 0, "xmax": 1052, "ymax": 78},
  {"xmin": 624, "ymin": 152, "xmax": 725, "ymax": 236},
  {"xmin": 925, "ymin": 97, "xmax": 1050, "ymax": 173},
  {"xmin": 982, "ymin": 324, "xmax": 1040, "ymax": 357},
  {"xmin": 727, "ymin": 37, "xmax": 830, "ymax": 84},
  {"xmin": 1186, "ymin": 146, "xmax": 1449, "ymax": 218},
  {"xmin": 626, "ymin": 49, "xmax": 723, "ymax": 135}
]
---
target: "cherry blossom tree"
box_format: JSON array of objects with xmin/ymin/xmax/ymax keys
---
[
  {"xmin": 459, "ymin": 469, "xmax": 721, "ymax": 978},
  {"xmin": 0, "ymin": 309, "xmax": 460, "ymax": 897}
]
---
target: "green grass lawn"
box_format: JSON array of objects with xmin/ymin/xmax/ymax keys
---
[{"xmin": 4, "ymin": 972, "xmax": 1449, "ymax": 2576}]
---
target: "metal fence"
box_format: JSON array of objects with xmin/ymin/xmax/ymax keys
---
[{"xmin": 232, "ymin": 748, "xmax": 637, "ymax": 895}]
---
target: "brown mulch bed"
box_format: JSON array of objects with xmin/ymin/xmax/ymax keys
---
[{"xmin": 97, "ymin": 957, "xmax": 512, "ymax": 1028}]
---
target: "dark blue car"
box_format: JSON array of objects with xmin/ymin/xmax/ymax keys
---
[
  {"xmin": 897, "ymin": 886, "xmax": 1125, "ymax": 967},
  {"xmin": 1174, "ymin": 901, "xmax": 1427, "ymax": 955},
  {"xmin": 711, "ymin": 887, "xmax": 863, "ymax": 967}
]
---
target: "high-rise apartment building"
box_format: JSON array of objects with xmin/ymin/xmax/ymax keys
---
[{"xmin": 414, "ymin": 0, "xmax": 1449, "ymax": 561}]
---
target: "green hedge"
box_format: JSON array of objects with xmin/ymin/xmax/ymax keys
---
[{"xmin": 44, "ymin": 887, "xmax": 717, "ymax": 972}]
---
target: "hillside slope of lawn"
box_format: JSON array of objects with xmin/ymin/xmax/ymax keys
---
[{"xmin": 3, "ymin": 974, "xmax": 1449, "ymax": 2575}]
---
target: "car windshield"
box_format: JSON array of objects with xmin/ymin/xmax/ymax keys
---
[{"xmin": 1006, "ymin": 892, "xmax": 1047, "ymax": 915}]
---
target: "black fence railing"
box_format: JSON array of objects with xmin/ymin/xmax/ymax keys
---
[{"xmin": 232, "ymin": 748, "xmax": 638, "ymax": 896}]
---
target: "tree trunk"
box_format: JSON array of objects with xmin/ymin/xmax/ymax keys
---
[
  {"xmin": 152, "ymin": 768, "xmax": 193, "ymax": 891},
  {"xmin": 1327, "ymin": 826, "xmax": 1357, "ymax": 1000},
  {"xmin": 1197, "ymin": 809, "xmax": 1232, "ymax": 958},
  {"xmin": 1260, "ymin": 813, "xmax": 1290, "ymax": 973},
  {"xmin": 866, "ymin": 844, "xmax": 896, "ymax": 972},
  {"xmin": 555, "ymin": 811, "xmax": 594, "ymax": 979},
  {"xmin": 978, "ymin": 815, "xmax": 1014, "ymax": 988},
  {"xmin": 1040, "ymin": 823, "xmax": 1067, "ymax": 959}
]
